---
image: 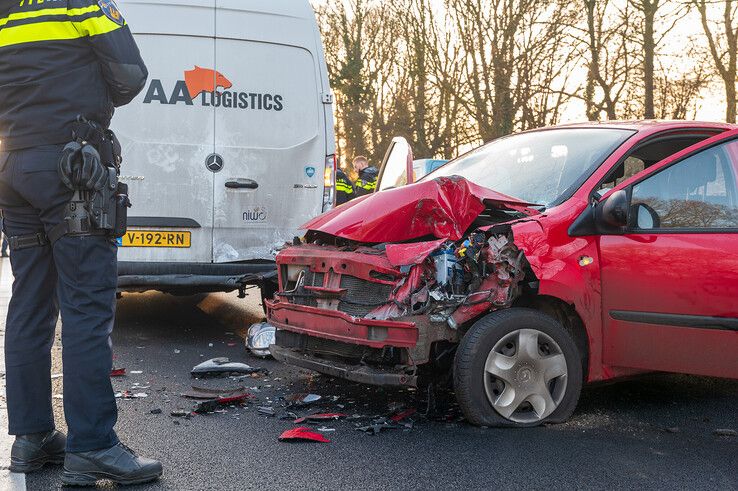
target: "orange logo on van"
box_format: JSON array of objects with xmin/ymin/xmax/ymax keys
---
[
  {"xmin": 184, "ymin": 66, "xmax": 233, "ymax": 100},
  {"xmin": 142, "ymin": 68, "xmax": 284, "ymax": 111}
]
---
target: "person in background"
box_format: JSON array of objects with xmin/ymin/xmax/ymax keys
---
[
  {"xmin": 335, "ymin": 164, "xmax": 354, "ymax": 205},
  {"xmin": 352, "ymin": 155, "xmax": 379, "ymax": 197}
]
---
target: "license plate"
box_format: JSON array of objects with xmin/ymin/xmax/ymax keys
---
[{"xmin": 121, "ymin": 230, "xmax": 191, "ymax": 248}]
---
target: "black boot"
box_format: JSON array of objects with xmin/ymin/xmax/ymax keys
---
[
  {"xmin": 10, "ymin": 430, "xmax": 66, "ymax": 473},
  {"xmin": 62, "ymin": 442, "xmax": 162, "ymax": 486}
]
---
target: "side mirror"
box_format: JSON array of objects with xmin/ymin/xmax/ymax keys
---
[
  {"xmin": 569, "ymin": 189, "xmax": 630, "ymax": 237},
  {"xmin": 599, "ymin": 189, "xmax": 629, "ymax": 228},
  {"xmin": 633, "ymin": 202, "xmax": 661, "ymax": 230}
]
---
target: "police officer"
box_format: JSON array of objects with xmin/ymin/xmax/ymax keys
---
[
  {"xmin": 0, "ymin": 0, "xmax": 162, "ymax": 486},
  {"xmin": 335, "ymin": 164, "xmax": 355, "ymax": 205},
  {"xmin": 352, "ymin": 155, "xmax": 378, "ymax": 197}
]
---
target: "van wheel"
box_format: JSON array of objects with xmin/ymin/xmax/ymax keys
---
[{"xmin": 454, "ymin": 308, "xmax": 582, "ymax": 427}]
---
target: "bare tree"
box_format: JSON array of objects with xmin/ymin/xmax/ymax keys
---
[
  {"xmin": 627, "ymin": 0, "xmax": 689, "ymax": 118},
  {"xmin": 516, "ymin": 3, "xmax": 579, "ymax": 129},
  {"xmin": 446, "ymin": 0, "xmax": 576, "ymax": 141},
  {"xmin": 654, "ymin": 52, "xmax": 711, "ymax": 119},
  {"xmin": 394, "ymin": 0, "xmax": 467, "ymax": 158},
  {"xmin": 575, "ymin": 0, "xmax": 636, "ymax": 120},
  {"xmin": 316, "ymin": 0, "xmax": 399, "ymax": 166},
  {"xmin": 693, "ymin": 0, "xmax": 738, "ymax": 122}
]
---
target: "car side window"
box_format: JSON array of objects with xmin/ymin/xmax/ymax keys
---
[
  {"xmin": 597, "ymin": 157, "xmax": 646, "ymax": 197},
  {"xmin": 630, "ymin": 140, "xmax": 738, "ymax": 230}
]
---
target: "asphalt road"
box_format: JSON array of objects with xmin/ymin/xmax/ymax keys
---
[{"xmin": 18, "ymin": 291, "xmax": 738, "ymax": 490}]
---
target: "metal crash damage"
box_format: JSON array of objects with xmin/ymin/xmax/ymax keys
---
[{"xmin": 266, "ymin": 176, "xmax": 544, "ymax": 387}]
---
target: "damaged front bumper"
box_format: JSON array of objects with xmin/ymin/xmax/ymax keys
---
[
  {"xmin": 267, "ymin": 227, "xmax": 527, "ymax": 386},
  {"xmin": 266, "ymin": 299, "xmax": 418, "ymax": 349},
  {"xmin": 270, "ymin": 344, "xmax": 418, "ymax": 387}
]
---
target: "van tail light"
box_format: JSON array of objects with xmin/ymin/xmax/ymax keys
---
[{"xmin": 322, "ymin": 154, "xmax": 336, "ymax": 212}]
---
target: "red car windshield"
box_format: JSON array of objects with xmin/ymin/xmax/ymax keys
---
[{"xmin": 426, "ymin": 128, "xmax": 635, "ymax": 207}]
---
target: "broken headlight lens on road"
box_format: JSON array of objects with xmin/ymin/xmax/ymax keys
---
[{"xmin": 247, "ymin": 322, "xmax": 276, "ymax": 358}]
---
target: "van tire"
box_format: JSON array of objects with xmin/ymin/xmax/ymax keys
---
[{"xmin": 453, "ymin": 308, "xmax": 583, "ymax": 427}]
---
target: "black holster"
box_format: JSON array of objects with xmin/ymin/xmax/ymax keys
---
[{"xmin": 50, "ymin": 118, "xmax": 131, "ymax": 244}]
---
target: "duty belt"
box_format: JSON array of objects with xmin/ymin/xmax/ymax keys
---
[{"xmin": 8, "ymin": 232, "xmax": 48, "ymax": 251}]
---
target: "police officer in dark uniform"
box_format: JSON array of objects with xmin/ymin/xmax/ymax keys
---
[
  {"xmin": 352, "ymin": 155, "xmax": 378, "ymax": 197},
  {"xmin": 0, "ymin": 0, "xmax": 162, "ymax": 485},
  {"xmin": 335, "ymin": 165, "xmax": 355, "ymax": 205}
]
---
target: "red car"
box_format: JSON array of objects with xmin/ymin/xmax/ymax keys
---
[{"xmin": 266, "ymin": 121, "xmax": 738, "ymax": 427}]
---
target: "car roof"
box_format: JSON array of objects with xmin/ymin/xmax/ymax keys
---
[{"xmin": 538, "ymin": 120, "xmax": 737, "ymax": 134}]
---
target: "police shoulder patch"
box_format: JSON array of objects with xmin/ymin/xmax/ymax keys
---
[{"xmin": 98, "ymin": 0, "xmax": 125, "ymax": 26}]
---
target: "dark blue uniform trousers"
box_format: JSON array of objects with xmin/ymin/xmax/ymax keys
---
[{"xmin": 0, "ymin": 145, "xmax": 119, "ymax": 452}]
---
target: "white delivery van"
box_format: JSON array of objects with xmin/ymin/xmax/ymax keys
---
[{"xmin": 113, "ymin": 0, "xmax": 336, "ymax": 296}]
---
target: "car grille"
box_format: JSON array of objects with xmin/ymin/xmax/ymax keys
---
[
  {"xmin": 291, "ymin": 270, "xmax": 324, "ymax": 308},
  {"xmin": 337, "ymin": 275, "xmax": 393, "ymax": 318}
]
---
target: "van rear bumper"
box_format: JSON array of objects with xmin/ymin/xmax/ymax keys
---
[{"xmin": 117, "ymin": 261, "xmax": 276, "ymax": 294}]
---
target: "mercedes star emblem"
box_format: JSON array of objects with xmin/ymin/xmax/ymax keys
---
[{"xmin": 205, "ymin": 153, "xmax": 224, "ymax": 173}]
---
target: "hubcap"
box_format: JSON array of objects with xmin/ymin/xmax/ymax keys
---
[{"xmin": 483, "ymin": 329, "xmax": 568, "ymax": 424}]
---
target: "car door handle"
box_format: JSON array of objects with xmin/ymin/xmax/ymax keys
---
[{"xmin": 225, "ymin": 179, "xmax": 258, "ymax": 189}]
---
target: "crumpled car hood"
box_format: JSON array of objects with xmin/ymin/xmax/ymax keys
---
[{"xmin": 302, "ymin": 176, "xmax": 538, "ymax": 243}]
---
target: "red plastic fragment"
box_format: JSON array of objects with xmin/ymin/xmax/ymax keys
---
[
  {"xmin": 293, "ymin": 413, "xmax": 347, "ymax": 424},
  {"xmin": 279, "ymin": 427, "xmax": 330, "ymax": 443},
  {"xmin": 193, "ymin": 393, "xmax": 252, "ymax": 414},
  {"xmin": 217, "ymin": 394, "xmax": 252, "ymax": 405},
  {"xmin": 110, "ymin": 368, "xmax": 126, "ymax": 377},
  {"xmin": 390, "ymin": 408, "xmax": 417, "ymax": 422},
  {"xmin": 385, "ymin": 239, "xmax": 446, "ymax": 267}
]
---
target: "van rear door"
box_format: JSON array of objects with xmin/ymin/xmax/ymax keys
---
[
  {"xmin": 115, "ymin": 0, "xmax": 215, "ymax": 263},
  {"xmin": 212, "ymin": 2, "xmax": 326, "ymax": 262}
]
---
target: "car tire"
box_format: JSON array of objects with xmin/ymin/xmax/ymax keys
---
[{"xmin": 454, "ymin": 308, "xmax": 583, "ymax": 427}]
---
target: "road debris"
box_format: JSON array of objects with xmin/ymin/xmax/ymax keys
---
[
  {"xmin": 191, "ymin": 357, "xmax": 266, "ymax": 378},
  {"xmin": 390, "ymin": 408, "xmax": 417, "ymax": 422},
  {"xmin": 110, "ymin": 368, "xmax": 126, "ymax": 377},
  {"xmin": 247, "ymin": 322, "xmax": 276, "ymax": 358},
  {"xmin": 181, "ymin": 385, "xmax": 249, "ymax": 400},
  {"xmin": 713, "ymin": 428, "xmax": 737, "ymax": 437},
  {"xmin": 293, "ymin": 413, "xmax": 347, "ymax": 424},
  {"xmin": 285, "ymin": 393, "xmax": 321, "ymax": 406},
  {"xmin": 130, "ymin": 370, "xmax": 143, "ymax": 374},
  {"xmin": 257, "ymin": 406, "xmax": 276, "ymax": 417},
  {"xmin": 192, "ymin": 393, "xmax": 251, "ymax": 414},
  {"xmin": 150, "ymin": 408, "xmax": 162, "ymax": 415},
  {"xmin": 115, "ymin": 391, "xmax": 148, "ymax": 399},
  {"xmin": 279, "ymin": 427, "xmax": 330, "ymax": 443},
  {"xmin": 170, "ymin": 410, "xmax": 190, "ymax": 417}
]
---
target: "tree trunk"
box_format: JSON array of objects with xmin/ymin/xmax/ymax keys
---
[{"xmin": 642, "ymin": 1, "xmax": 656, "ymax": 119}]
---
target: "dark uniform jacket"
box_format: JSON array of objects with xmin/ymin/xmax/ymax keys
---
[
  {"xmin": 0, "ymin": 0, "xmax": 148, "ymax": 151},
  {"xmin": 354, "ymin": 166, "xmax": 378, "ymax": 197},
  {"xmin": 335, "ymin": 168, "xmax": 354, "ymax": 205}
]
